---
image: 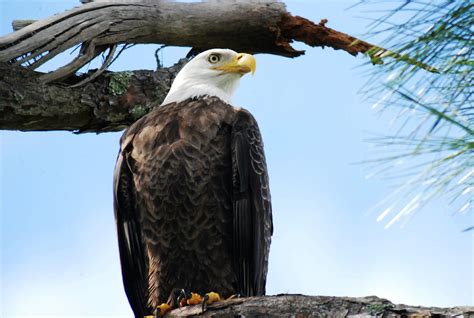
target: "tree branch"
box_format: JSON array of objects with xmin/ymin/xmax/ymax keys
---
[
  {"xmin": 166, "ymin": 294, "xmax": 474, "ymax": 317},
  {"xmin": 0, "ymin": 0, "xmax": 384, "ymax": 83},
  {"xmin": 0, "ymin": 60, "xmax": 186, "ymax": 132}
]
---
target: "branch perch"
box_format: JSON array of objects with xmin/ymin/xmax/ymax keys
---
[{"xmin": 165, "ymin": 294, "xmax": 473, "ymax": 317}]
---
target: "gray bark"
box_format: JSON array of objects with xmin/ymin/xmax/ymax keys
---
[
  {"xmin": 167, "ymin": 294, "xmax": 474, "ymax": 317},
  {"xmin": 0, "ymin": 1, "xmax": 378, "ymax": 83},
  {"xmin": 0, "ymin": 60, "xmax": 186, "ymax": 132}
]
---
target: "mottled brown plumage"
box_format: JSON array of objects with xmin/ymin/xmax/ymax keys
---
[{"xmin": 113, "ymin": 96, "xmax": 272, "ymax": 317}]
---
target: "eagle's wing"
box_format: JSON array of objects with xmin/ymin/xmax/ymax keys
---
[
  {"xmin": 113, "ymin": 137, "xmax": 150, "ymax": 318},
  {"xmin": 231, "ymin": 109, "xmax": 273, "ymax": 296}
]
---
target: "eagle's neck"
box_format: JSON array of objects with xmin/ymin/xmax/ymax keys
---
[{"xmin": 162, "ymin": 84, "xmax": 233, "ymax": 106}]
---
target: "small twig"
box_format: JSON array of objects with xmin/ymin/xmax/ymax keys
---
[
  {"xmin": 109, "ymin": 43, "xmax": 134, "ymax": 67},
  {"xmin": 154, "ymin": 45, "xmax": 166, "ymax": 69}
]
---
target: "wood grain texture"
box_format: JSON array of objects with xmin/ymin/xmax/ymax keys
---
[
  {"xmin": 0, "ymin": 0, "xmax": 389, "ymax": 132},
  {"xmin": 165, "ymin": 294, "xmax": 474, "ymax": 317},
  {"xmin": 0, "ymin": 1, "xmax": 380, "ymax": 82}
]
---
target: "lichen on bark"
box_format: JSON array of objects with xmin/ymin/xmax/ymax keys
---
[{"xmin": 108, "ymin": 71, "xmax": 133, "ymax": 96}]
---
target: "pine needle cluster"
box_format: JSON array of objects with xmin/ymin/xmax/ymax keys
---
[{"xmin": 359, "ymin": 0, "xmax": 473, "ymax": 229}]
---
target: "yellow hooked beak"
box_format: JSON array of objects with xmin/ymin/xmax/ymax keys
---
[{"xmin": 212, "ymin": 53, "xmax": 256, "ymax": 75}]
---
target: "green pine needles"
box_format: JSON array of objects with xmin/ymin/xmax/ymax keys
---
[{"xmin": 360, "ymin": 0, "xmax": 473, "ymax": 229}]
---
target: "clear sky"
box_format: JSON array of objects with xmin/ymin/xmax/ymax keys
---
[{"xmin": 1, "ymin": 1, "xmax": 472, "ymax": 317}]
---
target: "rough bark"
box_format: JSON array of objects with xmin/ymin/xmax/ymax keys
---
[
  {"xmin": 0, "ymin": 0, "xmax": 382, "ymax": 83},
  {"xmin": 0, "ymin": 60, "xmax": 186, "ymax": 132},
  {"xmin": 166, "ymin": 295, "xmax": 474, "ymax": 317}
]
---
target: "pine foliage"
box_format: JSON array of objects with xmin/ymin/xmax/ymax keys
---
[{"xmin": 360, "ymin": 0, "xmax": 473, "ymax": 229}]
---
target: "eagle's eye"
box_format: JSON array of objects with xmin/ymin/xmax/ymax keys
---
[{"xmin": 208, "ymin": 54, "xmax": 221, "ymax": 64}]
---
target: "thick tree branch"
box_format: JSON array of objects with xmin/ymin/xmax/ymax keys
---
[
  {"xmin": 166, "ymin": 294, "xmax": 473, "ymax": 317},
  {"xmin": 0, "ymin": 60, "xmax": 186, "ymax": 132},
  {"xmin": 0, "ymin": 0, "xmax": 385, "ymax": 83}
]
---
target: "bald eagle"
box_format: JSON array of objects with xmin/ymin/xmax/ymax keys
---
[{"xmin": 113, "ymin": 49, "xmax": 273, "ymax": 317}]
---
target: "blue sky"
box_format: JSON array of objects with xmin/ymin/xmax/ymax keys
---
[{"xmin": 1, "ymin": 1, "xmax": 472, "ymax": 317}]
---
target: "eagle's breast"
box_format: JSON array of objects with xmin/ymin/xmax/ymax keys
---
[{"xmin": 122, "ymin": 97, "xmax": 239, "ymax": 306}]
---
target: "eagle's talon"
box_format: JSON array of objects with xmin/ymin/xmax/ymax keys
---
[
  {"xmin": 166, "ymin": 288, "xmax": 185, "ymax": 308},
  {"xmin": 201, "ymin": 295, "xmax": 207, "ymax": 312},
  {"xmin": 177, "ymin": 289, "xmax": 189, "ymax": 308}
]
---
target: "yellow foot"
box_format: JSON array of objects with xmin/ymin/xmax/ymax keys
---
[
  {"xmin": 202, "ymin": 292, "xmax": 221, "ymax": 311},
  {"xmin": 169, "ymin": 290, "xmax": 224, "ymax": 312},
  {"xmin": 176, "ymin": 290, "xmax": 202, "ymax": 307},
  {"xmin": 205, "ymin": 292, "xmax": 221, "ymax": 304},
  {"xmin": 186, "ymin": 292, "xmax": 203, "ymax": 305},
  {"xmin": 153, "ymin": 303, "xmax": 171, "ymax": 317}
]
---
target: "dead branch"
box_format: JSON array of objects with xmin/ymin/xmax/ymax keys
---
[
  {"xmin": 0, "ymin": 0, "xmax": 387, "ymax": 83},
  {"xmin": 166, "ymin": 294, "xmax": 473, "ymax": 317}
]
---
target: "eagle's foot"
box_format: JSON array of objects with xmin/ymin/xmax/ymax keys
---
[
  {"xmin": 201, "ymin": 292, "xmax": 222, "ymax": 312},
  {"xmin": 176, "ymin": 289, "xmax": 203, "ymax": 307},
  {"xmin": 149, "ymin": 288, "xmax": 187, "ymax": 317},
  {"xmin": 186, "ymin": 292, "xmax": 203, "ymax": 305},
  {"xmin": 150, "ymin": 303, "xmax": 171, "ymax": 317},
  {"xmin": 164, "ymin": 290, "xmax": 223, "ymax": 313}
]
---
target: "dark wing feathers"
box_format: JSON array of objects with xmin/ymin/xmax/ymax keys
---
[
  {"xmin": 114, "ymin": 140, "xmax": 150, "ymax": 318},
  {"xmin": 231, "ymin": 109, "xmax": 273, "ymax": 296}
]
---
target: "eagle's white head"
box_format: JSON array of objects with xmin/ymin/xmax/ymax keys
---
[{"xmin": 161, "ymin": 48, "xmax": 256, "ymax": 106}]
